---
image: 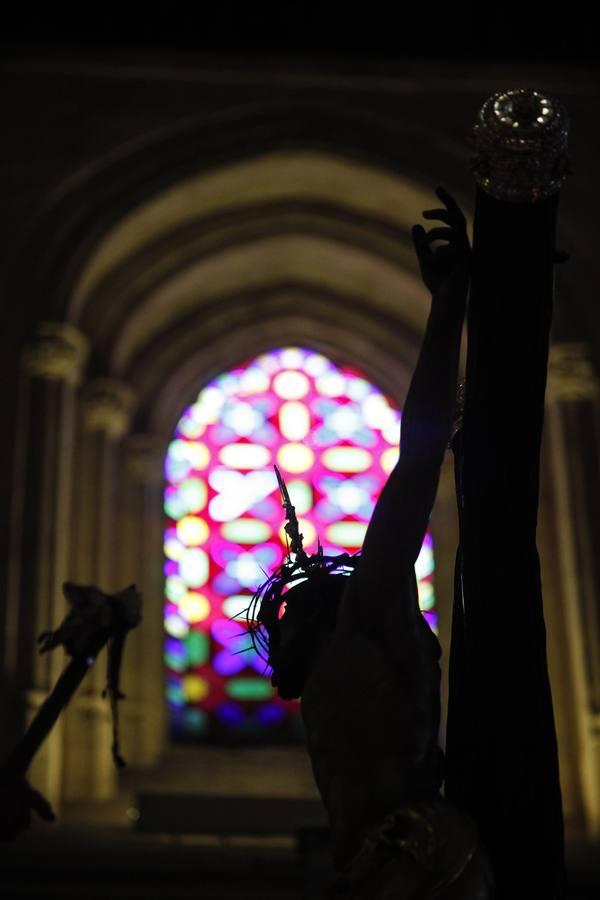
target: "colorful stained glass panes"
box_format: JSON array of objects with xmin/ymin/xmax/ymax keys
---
[{"xmin": 164, "ymin": 347, "xmax": 437, "ymax": 739}]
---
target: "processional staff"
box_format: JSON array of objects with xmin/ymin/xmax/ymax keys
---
[{"xmin": 0, "ymin": 582, "xmax": 142, "ymax": 841}]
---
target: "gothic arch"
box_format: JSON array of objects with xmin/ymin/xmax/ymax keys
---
[{"xmin": 4, "ymin": 98, "xmax": 598, "ymax": 836}]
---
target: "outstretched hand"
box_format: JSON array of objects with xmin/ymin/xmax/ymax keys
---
[
  {"xmin": 412, "ymin": 187, "xmax": 470, "ymax": 298},
  {"xmin": 0, "ymin": 769, "xmax": 55, "ymax": 841}
]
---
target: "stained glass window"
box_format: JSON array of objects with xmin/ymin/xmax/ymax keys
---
[{"xmin": 164, "ymin": 348, "xmax": 436, "ymax": 740}]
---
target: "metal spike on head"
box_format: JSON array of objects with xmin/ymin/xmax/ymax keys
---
[{"xmin": 274, "ymin": 465, "xmax": 310, "ymax": 566}]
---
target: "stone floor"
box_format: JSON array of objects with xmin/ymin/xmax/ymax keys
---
[
  {"xmin": 0, "ymin": 825, "xmax": 305, "ymax": 900},
  {"xmin": 1, "ymin": 747, "xmax": 598, "ymax": 899},
  {"xmin": 2, "ymin": 822, "xmax": 600, "ymax": 899}
]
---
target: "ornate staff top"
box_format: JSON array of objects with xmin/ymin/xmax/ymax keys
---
[{"xmin": 471, "ymin": 89, "xmax": 569, "ymax": 203}]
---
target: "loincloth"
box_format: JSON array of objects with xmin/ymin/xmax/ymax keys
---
[{"xmin": 329, "ymin": 800, "xmax": 495, "ymax": 899}]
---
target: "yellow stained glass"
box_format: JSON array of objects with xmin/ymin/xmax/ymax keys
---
[
  {"xmin": 280, "ymin": 348, "xmax": 304, "ymax": 369},
  {"xmin": 325, "ymin": 522, "xmax": 368, "ymax": 548},
  {"xmin": 221, "ymin": 519, "xmax": 272, "ymax": 544},
  {"xmin": 287, "ymin": 480, "xmax": 313, "ymax": 515},
  {"xmin": 279, "ymin": 401, "xmax": 310, "ymax": 441},
  {"xmin": 182, "ymin": 674, "xmax": 210, "ymax": 702},
  {"xmin": 273, "ymin": 370, "xmax": 310, "ymax": 400},
  {"xmin": 322, "ymin": 446, "xmax": 372, "ymax": 473},
  {"xmin": 277, "ymin": 443, "xmax": 314, "ymax": 474},
  {"xmin": 362, "ymin": 393, "xmax": 396, "ymax": 431},
  {"xmin": 179, "ymin": 548, "xmax": 209, "ymax": 588},
  {"xmin": 418, "ymin": 580, "xmax": 435, "ymax": 611},
  {"xmin": 179, "ymin": 418, "xmax": 206, "ymax": 439},
  {"xmin": 179, "ymin": 592, "xmax": 211, "ymax": 623},
  {"xmin": 177, "ymin": 516, "xmax": 210, "ymax": 546},
  {"xmin": 219, "ymin": 443, "xmax": 271, "ymax": 469},
  {"xmin": 380, "ymin": 448, "xmax": 397, "ymax": 474},
  {"xmin": 165, "ymin": 614, "xmax": 189, "ymax": 639},
  {"xmin": 179, "ymin": 478, "xmax": 208, "ymax": 513},
  {"xmin": 164, "ymin": 538, "xmax": 185, "ymax": 561},
  {"xmin": 222, "ymin": 595, "xmax": 252, "ymax": 619}
]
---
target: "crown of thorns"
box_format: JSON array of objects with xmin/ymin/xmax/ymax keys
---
[{"xmin": 245, "ymin": 466, "xmax": 358, "ymax": 664}]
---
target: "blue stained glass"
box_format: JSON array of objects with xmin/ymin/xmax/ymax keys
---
[
  {"xmin": 217, "ymin": 702, "xmax": 245, "ymax": 726},
  {"xmin": 164, "ymin": 488, "xmax": 188, "ymax": 519},
  {"xmin": 311, "ymin": 397, "xmax": 338, "ymax": 417},
  {"xmin": 210, "ymin": 423, "xmax": 237, "ymax": 444},
  {"xmin": 226, "ymin": 554, "xmax": 265, "ymax": 588},
  {"xmin": 256, "ymin": 704, "xmax": 286, "ymax": 726},
  {"xmin": 253, "ymin": 423, "xmax": 279, "ymax": 445},
  {"xmin": 166, "ymin": 683, "xmax": 186, "ymax": 706},
  {"xmin": 184, "ymin": 709, "xmax": 208, "ymax": 734},
  {"xmin": 213, "ymin": 644, "xmax": 255, "ymax": 677},
  {"xmin": 327, "ymin": 405, "xmax": 362, "ymax": 438},
  {"xmin": 346, "ymin": 378, "xmax": 372, "ymax": 400},
  {"xmin": 250, "ymin": 496, "xmax": 279, "ymax": 519},
  {"xmin": 164, "ymin": 347, "xmax": 435, "ymax": 738},
  {"xmin": 312, "ymin": 425, "xmax": 338, "ymax": 447},
  {"xmin": 314, "ymin": 500, "xmax": 343, "ymax": 522},
  {"xmin": 165, "ymin": 457, "xmax": 190, "ymax": 482},
  {"xmin": 212, "ymin": 572, "xmax": 242, "ymax": 595},
  {"xmin": 165, "ymin": 638, "xmax": 185, "ymax": 659},
  {"xmin": 422, "ymin": 610, "xmax": 438, "ymax": 633},
  {"xmin": 357, "ymin": 499, "xmax": 376, "ymax": 519},
  {"xmin": 253, "ymin": 396, "xmax": 277, "ymax": 415},
  {"xmin": 353, "ymin": 428, "xmax": 378, "ymax": 448}
]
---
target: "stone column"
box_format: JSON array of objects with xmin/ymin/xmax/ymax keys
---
[
  {"xmin": 6, "ymin": 322, "xmax": 88, "ymax": 811},
  {"xmin": 123, "ymin": 434, "xmax": 168, "ymax": 768},
  {"xmin": 546, "ymin": 342, "xmax": 600, "ymax": 836},
  {"xmin": 62, "ymin": 378, "xmax": 136, "ymax": 802}
]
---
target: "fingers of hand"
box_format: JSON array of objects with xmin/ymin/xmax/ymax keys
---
[
  {"xmin": 421, "ymin": 226, "xmax": 455, "ymax": 246},
  {"xmin": 422, "ymin": 208, "xmax": 454, "ymax": 225},
  {"xmin": 436, "ymin": 186, "xmax": 462, "ymax": 215},
  {"xmin": 434, "ymin": 187, "xmax": 467, "ymax": 228},
  {"xmin": 411, "ymin": 224, "xmax": 428, "ymax": 253}
]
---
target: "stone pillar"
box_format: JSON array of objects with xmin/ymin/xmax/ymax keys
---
[
  {"xmin": 123, "ymin": 434, "xmax": 167, "ymax": 768},
  {"xmin": 6, "ymin": 322, "xmax": 88, "ymax": 811},
  {"xmin": 545, "ymin": 342, "xmax": 600, "ymax": 836},
  {"xmin": 62, "ymin": 378, "xmax": 136, "ymax": 802}
]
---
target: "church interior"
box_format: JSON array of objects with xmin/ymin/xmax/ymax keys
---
[{"xmin": 1, "ymin": 28, "xmax": 600, "ymax": 898}]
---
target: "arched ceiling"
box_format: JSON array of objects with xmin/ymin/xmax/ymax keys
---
[
  {"xmin": 69, "ymin": 150, "xmax": 465, "ymax": 431},
  {"xmin": 110, "ymin": 234, "xmax": 425, "ymax": 374},
  {"xmin": 70, "ymin": 150, "xmax": 442, "ymax": 319}
]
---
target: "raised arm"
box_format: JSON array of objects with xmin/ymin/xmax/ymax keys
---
[{"xmin": 352, "ymin": 189, "xmax": 470, "ymax": 602}]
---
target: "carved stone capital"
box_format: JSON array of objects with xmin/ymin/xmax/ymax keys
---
[
  {"xmin": 125, "ymin": 433, "xmax": 165, "ymax": 485},
  {"xmin": 83, "ymin": 378, "xmax": 137, "ymax": 439},
  {"xmin": 22, "ymin": 322, "xmax": 89, "ymax": 385},
  {"xmin": 547, "ymin": 343, "xmax": 599, "ymax": 402}
]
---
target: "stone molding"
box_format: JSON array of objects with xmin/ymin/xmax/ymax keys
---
[
  {"xmin": 83, "ymin": 378, "xmax": 137, "ymax": 439},
  {"xmin": 125, "ymin": 433, "xmax": 165, "ymax": 485},
  {"xmin": 22, "ymin": 321, "xmax": 89, "ymax": 385}
]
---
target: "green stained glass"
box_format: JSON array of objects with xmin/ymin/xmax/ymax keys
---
[
  {"xmin": 226, "ymin": 678, "xmax": 274, "ymax": 701},
  {"xmin": 165, "ymin": 651, "xmax": 187, "ymax": 673},
  {"xmin": 185, "ymin": 630, "xmax": 210, "ymax": 666},
  {"xmin": 221, "ymin": 519, "xmax": 271, "ymax": 543},
  {"xmin": 167, "ymin": 683, "xmax": 186, "ymax": 704},
  {"xmin": 185, "ymin": 708, "xmax": 208, "ymax": 734},
  {"xmin": 325, "ymin": 521, "xmax": 368, "ymax": 547}
]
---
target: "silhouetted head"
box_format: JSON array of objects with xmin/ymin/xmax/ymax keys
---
[{"xmin": 248, "ymin": 563, "xmax": 355, "ymax": 700}]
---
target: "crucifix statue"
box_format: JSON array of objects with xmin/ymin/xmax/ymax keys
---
[{"xmin": 250, "ymin": 89, "xmax": 569, "ymax": 899}]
